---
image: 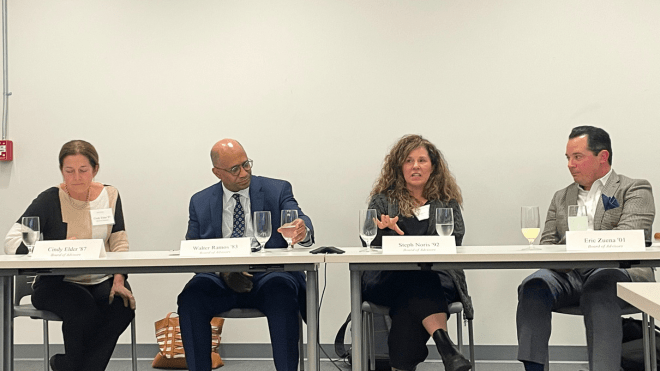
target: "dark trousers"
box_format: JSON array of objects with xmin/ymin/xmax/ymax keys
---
[
  {"xmin": 362, "ymin": 270, "xmax": 457, "ymax": 370},
  {"xmin": 31, "ymin": 275, "xmax": 135, "ymax": 371},
  {"xmin": 177, "ymin": 272, "xmax": 302, "ymax": 371},
  {"xmin": 517, "ymin": 268, "xmax": 632, "ymax": 371}
]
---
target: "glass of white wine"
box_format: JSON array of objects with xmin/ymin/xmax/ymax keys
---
[
  {"xmin": 435, "ymin": 208, "xmax": 454, "ymax": 237},
  {"xmin": 521, "ymin": 206, "xmax": 540, "ymax": 250},
  {"xmin": 280, "ymin": 210, "xmax": 298, "ymax": 250},
  {"xmin": 359, "ymin": 209, "xmax": 378, "ymax": 253},
  {"xmin": 21, "ymin": 216, "xmax": 40, "ymax": 255},
  {"xmin": 253, "ymin": 211, "xmax": 271, "ymax": 254}
]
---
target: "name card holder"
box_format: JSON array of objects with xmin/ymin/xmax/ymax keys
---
[
  {"xmin": 566, "ymin": 230, "xmax": 646, "ymax": 251},
  {"xmin": 32, "ymin": 239, "xmax": 107, "ymax": 259},
  {"xmin": 382, "ymin": 235, "xmax": 456, "ymax": 254},
  {"xmin": 180, "ymin": 237, "xmax": 251, "ymax": 257}
]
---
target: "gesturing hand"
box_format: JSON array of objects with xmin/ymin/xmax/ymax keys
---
[
  {"xmin": 376, "ymin": 214, "xmax": 404, "ymax": 235},
  {"xmin": 277, "ymin": 218, "xmax": 308, "ymax": 246}
]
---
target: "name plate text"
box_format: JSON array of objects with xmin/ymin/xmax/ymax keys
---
[
  {"xmin": 180, "ymin": 238, "xmax": 251, "ymax": 257},
  {"xmin": 382, "ymin": 235, "xmax": 456, "ymax": 254},
  {"xmin": 33, "ymin": 239, "xmax": 107, "ymax": 259},
  {"xmin": 566, "ymin": 230, "xmax": 646, "ymax": 251}
]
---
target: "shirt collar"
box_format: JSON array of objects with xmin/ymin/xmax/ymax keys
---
[
  {"xmin": 578, "ymin": 168, "xmax": 613, "ymax": 192},
  {"xmin": 221, "ymin": 183, "xmax": 250, "ymax": 203}
]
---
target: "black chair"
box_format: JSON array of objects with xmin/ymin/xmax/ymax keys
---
[{"xmin": 361, "ymin": 301, "xmax": 475, "ymax": 370}]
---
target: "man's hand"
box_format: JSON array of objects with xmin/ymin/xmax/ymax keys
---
[
  {"xmin": 109, "ymin": 274, "xmax": 136, "ymax": 310},
  {"xmin": 277, "ymin": 218, "xmax": 308, "ymax": 246},
  {"xmin": 221, "ymin": 272, "xmax": 254, "ymax": 293},
  {"xmin": 375, "ymin": 214, "xmax": 404, "ymax": 235}
]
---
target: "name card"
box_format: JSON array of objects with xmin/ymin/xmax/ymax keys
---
[
  {"xmin": 382, "ymin": 235, "xmax": 456, "ymax": 254},
  {"xmin": 32, "ymin": 239, "xmax": 107, "ymax": 259},
  {"xmin": 566, "ymin": 230, "xmax": 646, "ymax": 251},
  {"xmin": 180, "ymin": 238, "xmax": 251, "ymax": 257}
]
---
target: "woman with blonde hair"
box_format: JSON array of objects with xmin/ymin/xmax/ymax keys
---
[{"xmin": 363, "ymin": 134, "xmax": 472, "ymax": 371}]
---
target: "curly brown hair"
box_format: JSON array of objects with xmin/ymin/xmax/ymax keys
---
[{"xmin": 370, "ymin": 134, "xmax": 463, "ymax": 217}]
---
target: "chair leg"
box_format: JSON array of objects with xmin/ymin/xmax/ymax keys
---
[
  {"xmin": 468, "ymin": 318, "xmax": 476, "ymax": 370},
  {"xmin": 298, "ymin": 316, "xmax": 304, "ymax": 371},
  {"xmin": 130, "ymin": 318, "xmax": 138, "ymax": 371},
  {"xmin": 456, "ymin": 311, "xmax": 463, "ymax": 354},
  {"xmin": 42, "ymin": 320, "xmax": 49, "ymax": 371}
]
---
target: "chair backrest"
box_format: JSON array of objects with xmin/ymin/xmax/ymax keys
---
[{"xmin": 14, "ymin": 275, "xmax": 36, "ymax": 304}]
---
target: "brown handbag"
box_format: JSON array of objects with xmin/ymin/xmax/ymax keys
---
[{"xmin": 152, "ymin": 312, "xmax": 225, "ymax": 369}]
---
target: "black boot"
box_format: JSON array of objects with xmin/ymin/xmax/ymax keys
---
[{"xmin": 432, "ymin": 329, "xmax": 472, "ymax": 371}]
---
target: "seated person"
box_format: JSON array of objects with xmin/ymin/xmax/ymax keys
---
[
  {"xmin": 517, "ymin": 126, "xmax": 655, "ymax": 371},
  {"xmin": 4, "ymin": 140, "xmax": 136, "ymax": 371},
  {"xmin": 177, "ymin": 138, "xmax": 314, "ymax": 371},
  {"xmin": 363, "ymin": 134, "xmax": 472, "ymax": 371}
]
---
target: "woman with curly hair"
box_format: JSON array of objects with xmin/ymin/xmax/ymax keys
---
[{"xmin": 362, "ymin": 134, "xmax": 472, "ymax": 371}]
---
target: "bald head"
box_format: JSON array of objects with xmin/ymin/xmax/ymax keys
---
[
  {"xmin": 210, "ymin": 139, "xmax": 252, "ymax": 192},
  {"xmin": 211, "ymin": 139, "xmax": 245, "ymax": 168}
]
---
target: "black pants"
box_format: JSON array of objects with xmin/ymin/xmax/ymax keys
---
[
  {"xmin": 31, "ymin": 275, "xmax": 135, "ymax": 371},
  {"xmin": 362, "ymin": 270, "xmax": 458, "ymax": 370}
]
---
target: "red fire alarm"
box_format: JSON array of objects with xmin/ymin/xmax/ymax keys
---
[{"xmin": 0, "ymin": 140, "xmax": 13, "ymax": 161}]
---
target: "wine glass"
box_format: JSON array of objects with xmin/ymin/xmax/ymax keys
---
[
  {"xmin": 21, "ymin": 216, "xmax": 40, "ymax": 255},
  {"xmin": 567, "ymin": 205, "xmax": 588, "ymax": 231},
  {"xmin": 521, "ymin": 206, "xmax": 540, "ymax": 250},
  {"xmin": 359, "ymin": 209, "xmax": 378, "ymax": 253},
  {"xmin": 253, "ymin": 211, "xmax": 271, "ymax": 254},
  {"xmin": 280, "ymin": 210, "xmax": 298, "ymax": 250},
  {"xmin": 435, "ymin": 208, "xmax": 454, "ymax": 237}
]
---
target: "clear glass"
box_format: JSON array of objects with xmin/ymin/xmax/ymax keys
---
[
  {"xmin": 253, "ymin": 211, "xmax": 271, "ymax": 254},
  {"xmin": 21, "ymin": 216, "xmax": 40, "ymax": 255},
  {"xmin": 521, "ymin": 206, "xmax": 540, "ymax": 250},
  {"xmin": 280, "ymin": 210, "xmax": 298, "ymax": 250},
  {"xmin": 567, "ymin": 205, "xmax": 588, "ymax": 231},
  {"xmin": 435, "ymin": 208, "xmax": 454, "ymax": 237},
  {"xmin": 359, "ymin": 209, "xmax": 378, "ymax": 253}
]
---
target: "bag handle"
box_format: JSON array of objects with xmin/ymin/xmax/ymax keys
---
[{"xmin": 334, "ymin": 313, "xmax": 352, "ymax": 359}]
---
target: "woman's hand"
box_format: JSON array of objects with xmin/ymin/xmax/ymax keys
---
[
  {"xmin": 376, "ymin": 214, "xmax": 404, "ymax": 235},
  {"xmin": 109, "ymin": 274, "xmax": 136, "ymax": 310}
]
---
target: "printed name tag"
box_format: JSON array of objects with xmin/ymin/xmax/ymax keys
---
[
  {"xmin": 382, "ymin": 235, "xmax": 456, "ymax": 254},
  {"xmin": 90, "ymin": 209, "xmax": 115, "ymax": 226},
  {"xmin": 566, "ymin": 230, "xmax": 646, "ymax": 251},
  {"xmin": 32, "ymin": 239, "xmax": 107, "ymax": 259},
  {"xmin": 180, "ymin": 237, "xmax": 251, "ymax": 257},
  {"xmin": 414, "ymin": 204, "xmax": 430, "ymax": 221}
]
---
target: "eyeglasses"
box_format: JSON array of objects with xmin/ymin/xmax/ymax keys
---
[{"xmin": 215, "ymin": 159, "xmax": 253, "ymax": 176}]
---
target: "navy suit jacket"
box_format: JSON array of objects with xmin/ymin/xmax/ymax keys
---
[{"xmin": 185, "ymin": 175, "xmax": 314, "ymax": 318}]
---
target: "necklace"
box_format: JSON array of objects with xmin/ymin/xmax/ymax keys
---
[{"xmin": 63, "ymin": 184, "xmax": 91, "ymax": 210}]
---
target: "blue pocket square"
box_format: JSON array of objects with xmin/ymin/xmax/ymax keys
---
[{"xmin": 601, "ymin": 194, "xmax": 620, "ymax": 211}]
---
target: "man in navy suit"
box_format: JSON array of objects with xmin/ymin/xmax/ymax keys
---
[{"xmin": 178, "ymin": 139, "xmax": 314, "ymax": 371}]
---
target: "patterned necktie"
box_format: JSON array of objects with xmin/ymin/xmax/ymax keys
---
[{"xmin": 231, "ymin": 194, "xmax": 245, "ymax": 237}]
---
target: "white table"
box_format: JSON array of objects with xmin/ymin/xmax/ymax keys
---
[
  {"xmin": 0, "ymin": 249, "xmax": 324, "ymax": 371},
  {"xmin": 618, "ymin": 282, "xmax": 660, "ymax": 371},
  {"xmin": 325, "ymin": 245, "xmax": 660, "ymax": 371}
]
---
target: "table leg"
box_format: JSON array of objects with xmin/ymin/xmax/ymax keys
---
[
  {"xmin": 1, "ymin": 276, "xmax": 13, "ymax": 371},
  {"xmin": 644, "ymin": 314, "xmax": 651, "ymax": 371},
  {"xmin": 651, "ymin": 317, "xmax": 657, "ymax": 371},
  {"xmin": 350, "ymin": 270, "xmax": 362, "ymax": 371},
  {"xmin": 306, "ymin": 268, "xmax": 319, "ymax": 371}
]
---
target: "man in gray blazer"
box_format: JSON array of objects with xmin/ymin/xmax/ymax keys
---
[{"xmin": 516, "ymin": 126, "xmax": 655, "ymax": 371}]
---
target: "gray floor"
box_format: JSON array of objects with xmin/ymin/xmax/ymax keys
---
[{"xmin": 12, "ymin": 358, "xmax": 589, "ymax": 371}]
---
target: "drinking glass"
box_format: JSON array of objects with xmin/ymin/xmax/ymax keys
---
[
  {"xmin": 567, "ymin": 205, "xmax": 588, "ymax": 231},
  {"xmin": 280, "ymin": 210, "xmax": 298, "ymax": 250},
  {"xmin": 521, "ymin": 206, "xmax": 540, "ymax": 250},
  {"xmin": 359, "ymin": 209, "xmax": 378, "ymax": 253},
  {"xmin": 253, "ymin": 211, "xmax": 271, "ymax": 254},
  {"xmin": 435, "ymin": 208, "xmax": 454, "ymax": 237},
  {"xmin": 21, "ymin": 216, "xmax": 40, "ymax": 255}
]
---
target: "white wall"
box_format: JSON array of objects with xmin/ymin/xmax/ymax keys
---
[{"xmin": 1, "ymin": 0, "xmax": 659, "ymax": 349}]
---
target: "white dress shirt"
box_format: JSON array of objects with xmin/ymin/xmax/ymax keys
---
[
  {"xmin": 221, "ymin": 184, "xmax": 256, "ymax": 246},
  {"xmin": 577, "ymin": 168, "xmax": 613, "ymax": 231}
]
